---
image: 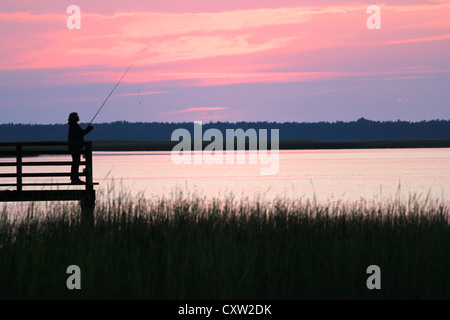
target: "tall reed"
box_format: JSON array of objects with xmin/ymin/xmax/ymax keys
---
[{"xmin": 0, "ymin": 190, "xmax": 449, "ymax": 299}]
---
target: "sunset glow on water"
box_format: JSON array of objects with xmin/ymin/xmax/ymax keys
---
[{"xmin": 87, "ymin": 148, "xmax": 450, "ymax": 202}]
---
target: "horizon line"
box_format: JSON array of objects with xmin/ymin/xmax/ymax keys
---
[{"xmin": 1, "ymin": 117, "xmax": 450, "ymax": 126}]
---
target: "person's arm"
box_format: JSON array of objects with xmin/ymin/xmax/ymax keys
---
[{"xmin": 82, "ymin": 125, "xmax": 94, "ymax": 135}]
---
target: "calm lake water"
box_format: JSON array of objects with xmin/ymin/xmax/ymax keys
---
[
  {"xmin": 2, "ymin": 148, "xmax": 450, "ymax": 203},
  {"xmin": 92, "ymin": 148, "xmax": 450, "ymax": 202}
]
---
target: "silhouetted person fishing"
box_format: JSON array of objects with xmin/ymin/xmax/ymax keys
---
[
  {"xmin": 66, "ymin": 65, "xmax": 130, "ymax": 184},
  {"xmin": 68, "ymin": 112, "xmax": 93, "ymax": 184}
]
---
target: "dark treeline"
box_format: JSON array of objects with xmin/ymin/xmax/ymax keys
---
[{"xmin": 1, "ymin": 118, "xmax": 450, "ymax": 142}]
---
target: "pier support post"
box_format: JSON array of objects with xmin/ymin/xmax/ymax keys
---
[{"xmin": 80, "ymin": 190, "xmax": 95, "ymax": 226}]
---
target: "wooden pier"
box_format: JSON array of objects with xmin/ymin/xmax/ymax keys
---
[{"xmin": 0, "ymin": 141, "xmax": 98, "ymax": 222}]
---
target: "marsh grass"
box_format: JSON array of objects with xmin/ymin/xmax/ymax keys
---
[{"xmin": 0, "ymin": 189, "xmax": 449, "ymax": 299}]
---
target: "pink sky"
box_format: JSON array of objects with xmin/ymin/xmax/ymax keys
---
[{"xmin": 1, "ymin": 0, "xmax": 449, "ymax": 123}]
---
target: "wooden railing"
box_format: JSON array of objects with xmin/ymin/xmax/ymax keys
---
[
  {"xmin": 0, "ymin": 141, "xmax": 95, "ymax": 192},
  {"xmin": 0, "ymin": 141, "xmax": 97, "ymax": 220}
]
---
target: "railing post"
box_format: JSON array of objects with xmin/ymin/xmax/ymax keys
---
[
  {"xmin": 16, "ymin": 144, "xmax": 22, "ymax": 191},
  {"xmin": 85, "ymin": 142, "xmax": 93, "ymax": 190},
  {"xmin": 82, "ymin": 141, "xmax": 95, "ymax": 225}
]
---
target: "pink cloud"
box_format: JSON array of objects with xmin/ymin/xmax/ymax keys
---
[
  {"xmin": 169, "ymin": 107, "xmax": 228, "ymax": 114},
  {"xmin": 1, "ymin": 2, "xmax": 450, "ymax": 88},
  {"xmin": 118, "ymin": 90, "xmax": 168, "ymax": 97},
  {"xmin": 162, "ymin": 107, "xmax": 239, "ymax": 122},
  {"xmin": 383, "ymin": 34, "xmax": 450, "ymax": 46}
]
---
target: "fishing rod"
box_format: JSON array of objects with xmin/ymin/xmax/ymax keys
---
[{"xmin": 88, "ymin": 64, "xmax": 132, "ymax": 126}]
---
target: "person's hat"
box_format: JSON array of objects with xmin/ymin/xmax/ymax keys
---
[{"xmin": 68, "ymin": 112, "xmax": 79, "ymax": 122}]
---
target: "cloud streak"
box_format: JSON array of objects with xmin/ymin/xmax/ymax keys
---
[
  {"xmin": 118, "ymin": 90, "xmax": 168, "ymax": 97},
  {"xmin": 383, "ymin": 34, "xmax": 450, "ymax": 45},
  {"xmin": 2, "ymin": 2, "xmax": 449, "ymax": 87},
  {"xmin": 169, "ymin": 107, "xmax": 228, "ymax": 114},
  {"xmin": 1, "ymin": 1, "xmax": 450, "ymax": 123}
]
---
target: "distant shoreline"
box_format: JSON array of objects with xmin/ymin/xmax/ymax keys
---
[{"xmin": 91, "ymin": 139, "xmax": 450, "ymax": 151}]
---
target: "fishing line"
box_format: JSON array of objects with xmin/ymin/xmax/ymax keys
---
[{"xmin": 88, "ymin": 64, "xmax": 133, "ymax": 126}]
